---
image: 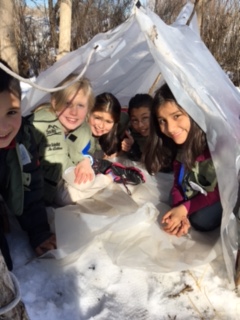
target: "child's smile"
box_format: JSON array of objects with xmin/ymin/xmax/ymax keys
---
[
  {"xmin": 0, "ymin": 91, "xmax": 21, "ymax": 148},
  {"xmin": 89, "ymin": 111, "xmax": 114, "ymax": 137},
  {"xmin": 156, "ymin": 101, "xmax": 191, "ymax": 144},
  {"xmin": 130, "ymin": 107, "xmax": 150, "ymax": 137},
  {"xmin": 54, "ymin": 89, "xmax": 89, "ymax": 133}
]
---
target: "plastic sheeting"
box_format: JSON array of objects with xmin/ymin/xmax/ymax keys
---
[
  {"xmin": 21, "ymin": 2, "xmax": 198, "ymax": 114},
  {"xmin": 47, "ymin": 165, "xmax": 223, "ymax": 274},
  {"xmin": 22, "ymin": 2, "xmax": 240, "ymax": 284}
]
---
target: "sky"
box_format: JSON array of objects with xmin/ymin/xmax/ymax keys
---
[
  {"xmin": 26, "ymin": 0, "xmax": 57, "ymax": 7},
  {"xmin": 25, "ymin": 0, "xmax": 147, "ymax": 9},
  {"xmin": 6, "ymin": 166, "xmax": 240, "ymax": 320}
]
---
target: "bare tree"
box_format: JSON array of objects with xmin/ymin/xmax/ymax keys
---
[
  {"xmin": 71, "ymin": 0, "xmax": 132, "ymax": 50},
  {"xmin": 10, "ymin": 0, "xmax": 240, "ymax": 85},
  {"xmin": 0, "ymin": 0, "xmax": 18, "ymax": 72},
  {"xmin": 14, "ymin": 0, "xmax": 56, "ymax": 76},
  {"xmin": 199, "ymin": 0, "xmax": 240, "ymax": 85},
  {"xmin": 48, "ymin": 0, "xmax": 58, "ymax": 50},
  {"xmin": 57, "ymin": 0, "xmax": 72, "ymax": 60},
  {"xmin": 154, "ymin": 0, "xmax": 186, "ymax": 24},
  {"xmin": 154, "ymin": 0, "xmax": 240, "ymax": 85}
]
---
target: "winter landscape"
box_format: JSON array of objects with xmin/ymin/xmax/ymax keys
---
[{"xmin": 1, "ymin": 0, "xmax": 240, "ymax": 319}]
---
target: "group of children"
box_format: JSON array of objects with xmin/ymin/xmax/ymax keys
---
[{"xmin": 0, "ymin": 58, "xmax": 224, "ymax": 274}]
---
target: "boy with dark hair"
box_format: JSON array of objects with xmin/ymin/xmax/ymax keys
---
[
  {"xmin": 122, "ymin": 93, "xmax": 153, "ymax": 161},
  {"xmin": 0, "ymin": 59, "xmax": 56, "ymax": 269}
]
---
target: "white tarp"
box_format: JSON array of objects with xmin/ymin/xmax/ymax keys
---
[
  {"xmin": 47, "ymin": 165, "xmax": 222, "ymax": 274},
  {"xmin": 22, "ymin": 2, "xmax": 240, "ymax": 284},
  {"xmin": 21, "ymin": 2, "xmax": 198, "ymax": 113}
]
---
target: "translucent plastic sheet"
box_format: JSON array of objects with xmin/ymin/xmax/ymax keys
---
[
  {"xmin": 46, "ymin": 165, "xmax": 226, "ymax": 273},
  {"xmin": 21, "ymin": 3, "xmax": 198, "ymax": 115},
  {"xmin": 54, "ymin": 168, "xmax": 111, "ymax": 206}
]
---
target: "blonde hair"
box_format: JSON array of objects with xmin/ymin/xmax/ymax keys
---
[{"xmin": 49, "ymin": 74, "xmax": 95, "ymax": 112}]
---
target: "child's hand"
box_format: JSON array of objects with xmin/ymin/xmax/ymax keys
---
[
  {"xmin": 175, "ymin": 217, "xmax": 191, "ymax": 237},
  {"xmin": 162, "ymin": 204, "xmax": 188, "ymax": 235},
  {"xmin": 35, "ymin": 234, "xmax": 56, "ymax": 256},
  {"xmin": 103, "ymin": 153, "xmax": 117, "ymax": 159},
  {"xmin": 121, "ymin": 130, "xmax": 134, "ymax": 152},
  {"xmin": 74, "ymin": 158, "xmax": 94, "ymax": 184}
]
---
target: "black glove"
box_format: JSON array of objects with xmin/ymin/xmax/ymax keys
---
[
  {"xmin": 92, "ymin": 159, "xmax": 145, "ymax": 185},
  {"xmin": 0, "ymin": 204, "xmax": 12, "ymax": 270}
]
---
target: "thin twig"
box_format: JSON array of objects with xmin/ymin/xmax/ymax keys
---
[{"xmin": 186, "ymin": 0, "xmax": 200, "ymax": 26}]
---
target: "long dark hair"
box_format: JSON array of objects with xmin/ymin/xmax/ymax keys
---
[
  {"xmin": 143, "ymin": 83, "xmax": 207, "ymax": 174},
  {"xmin": 92, "ymin": 92, "xmax": 123, "ymax": 156}
]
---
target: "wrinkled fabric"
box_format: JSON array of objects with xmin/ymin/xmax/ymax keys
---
[{"xmin": 45, "ymin": 163, "xmax": 227, "ymax": 276}]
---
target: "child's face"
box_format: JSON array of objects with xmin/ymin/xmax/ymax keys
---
[
  {"xmin": 54, "ymin": 89, "xmax": 89, "ymax": 133},
  {"xmin": 88, "ymin": 111, "xmax": 114, "ymax": 136},
  {"xmin": 130, "ymin": 107, "xmax": 150, "ymax": 137},
  {"xmin": 156, "ymin": 101, "xmax": 191, "ymax": 144},
  {"xmin": 0, "ymin": 91, "xmax": 21, "ymax": 148}
]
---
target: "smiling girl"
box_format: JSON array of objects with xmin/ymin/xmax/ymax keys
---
[
  {"xmin": 28, "ymin": 74, "xmax": 95, "ymax": 205},
  {"xmin": 144, "ymin": 83, "xmax": 222, "ymax": 237},
  {"xmin": 88, "ymin": 92, "xmax": 129, "ymax": 158}
]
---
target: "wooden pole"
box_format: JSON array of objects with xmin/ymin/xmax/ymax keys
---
[
  {"xmin": 148, "ymin": 73, "xmax": 162, "ymax": 96},
  {"xmin": 0, "ymin": 0, "xmax": 18, "ymax": 72},
  {"xmin": 57, "ymin": 0, "xmax": 72, "ymax": 60}
]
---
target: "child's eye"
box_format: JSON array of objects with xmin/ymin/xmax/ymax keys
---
[
  {"xmin": 158, "ymin": 118, "xmax": 165, "ymax": 125},
  {"xmin": 7, "ymin": 110, "xmax": 19, "ymax": 116},
  {"xmin": 106, "ymin": 120, "xmax": 113, "ymax": 124},
  {"xmin": 131, "ymin": 119, "xmax": 138, "ymax": 125},
  {"xmin": 173, "ymin": 114, "xmax": 182, "ymax": 120},
  {"xmin": 142, "ymin": 117, "xmax": 149, "ymax": 123}
]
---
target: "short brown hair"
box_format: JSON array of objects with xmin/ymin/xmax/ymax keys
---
[{"xmin": 0, "ymin": 59, "xmax": 21, "ymax": 100}]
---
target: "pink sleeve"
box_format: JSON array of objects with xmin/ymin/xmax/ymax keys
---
[{"xmin": 171, "ymin": 160, "xmax": 185, "ymax": 206}]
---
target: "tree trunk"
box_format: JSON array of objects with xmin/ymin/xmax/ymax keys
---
[
  {"xmin": 0, "ymin": 253, "xmax": 29, "ymax": 320},
  {"xmin": 48, "ymin": 0, "xmax": 58, "ymax": 50},
  {"xmin": 57, "ymin": 0, "xmax": 72, "ymax": 60},
  {"xmin": 195, "ymin": 0, "xmax": 205, "ymax": 34},
  {"xmin": 0, "ymin": 0, "xmax": 18, "ymax": 72}
]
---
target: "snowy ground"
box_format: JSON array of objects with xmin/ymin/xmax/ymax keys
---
[
  {"xmin": 8, "ymin": 223, "xmax": 240, "ymax": 320},
  {"xmin": 7, "ymin": 168, "xmax": 240, "ymax": 320}
]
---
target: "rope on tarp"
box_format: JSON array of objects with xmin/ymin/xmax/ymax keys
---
[{"xmin": 0, "ymin": 45, "xmax": 98, "ymax": 93}]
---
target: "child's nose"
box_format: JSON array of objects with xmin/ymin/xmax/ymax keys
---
[
  {"xmin": 98, "ymin": 121, "xmax": 104, "ymax": 128},
  {"xmin": 69, "ymin": 105, "xmax": 78, "ymax": 115},
  {"xmin": 167, "ymin": 120, "xmax": 175, "ymax": 133},
  {"xmin": 0, "ymin": 120, "xmax": 9, "ymax": 131}
]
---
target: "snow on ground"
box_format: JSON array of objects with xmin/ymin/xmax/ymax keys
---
[{"xmin": 7, "ymin": 194, "xmax": 240, "ymax": 320}]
